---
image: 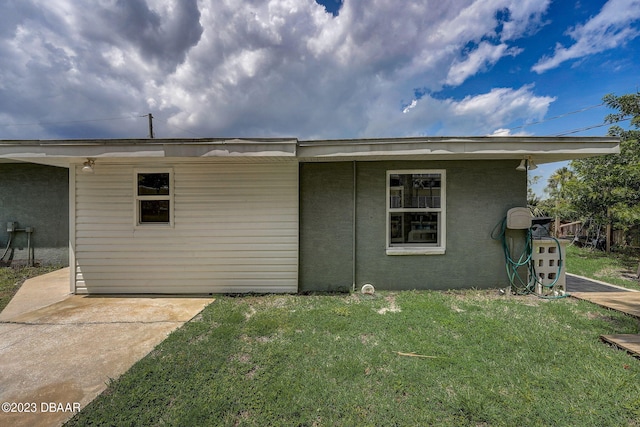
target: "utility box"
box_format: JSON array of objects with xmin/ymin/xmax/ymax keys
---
[{"xmin": 531, "ymin": 239, "xmax": 568, "ymax": 296}]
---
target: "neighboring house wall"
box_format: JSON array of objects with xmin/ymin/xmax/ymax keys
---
[
  {"xmin": 0, "ymin": 163, "xmax": 69, "ymax": 266},
  {"xmin": 299, "ymin": 160, "xmax": 526, "ymax": 292},
  {"xmin": 72, "ymin": 161, "xmax": 298, "ymax": 294}
]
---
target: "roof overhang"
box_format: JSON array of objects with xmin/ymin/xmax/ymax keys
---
[
  {"xmin": 0, "ymin": 136, "xmax": 620, "ymax": 168},
  {"xmin": 0, "ymin": 138, "xmax": 298, "ymax": 167},
  {"xmin": 297, "ymin": 136, "xmax": 620, "ymax": 163}
]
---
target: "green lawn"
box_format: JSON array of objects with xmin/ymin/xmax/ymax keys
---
[
  {"xmin": 66, "ymin": 290, "xmax": 640, "ymax": 426},
  {"xmin": 1, "ymin": 250, "xmax": 637, "ymax": 426},
  {"xmin": 565, "ymin": 245, "xmax": 640, "ymax": 291}
]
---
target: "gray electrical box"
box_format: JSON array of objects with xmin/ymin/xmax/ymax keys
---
[{"xmin": 7, "ymin": 222, "xmax": 16, "ymax": 232}]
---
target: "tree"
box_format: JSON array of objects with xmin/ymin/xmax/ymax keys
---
[
  {"xmin": 603, "ymin": 92, "xmax": 640, "ymax": 139},
  {"xmin": 527, "ymin": 174, "xmax": 544, "ymax": 216},
  {"xmin": 544, "ymin": 166, "xmax": 576, "ymax": 236},
  {"xmin": 566, "ymin": 92, "xmax": 640, "ymax": 251}
]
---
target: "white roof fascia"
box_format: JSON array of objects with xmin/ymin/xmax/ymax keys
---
[
  {"xmin": 296, "ymin": 136, "xmax": 620, "ymax": 164},
  {"xmin": 0, "ymin": 136, "xmax": 619, "ymax": 167},
  {"xmin": 0, "ymin": 138, "xmax": 298, "ymax": 167}
]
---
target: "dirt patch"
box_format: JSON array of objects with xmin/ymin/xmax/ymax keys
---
[
  {"xmin": 359, "ymin": 333, "xmax": 378, "ymax": 346},
  {"xmin": 377, "ymin": 294, "xmax": 401, "ymax": 314},
  {"xmin": 585, "ymin": 311, "xmax": 628, "ymax": 325},
  {"xmin": 231, "ymin": 353, "xmax": 251, "ymax": 363},
  {"xmin": 451, "ymin": 305, "xmax": 465, "ymax": 313},
  {"xmin": 243, "ymin": 306, "xmax": 257, "ymax": 320},
  {"xmin": 188, "ymin": 333, "xmax": 209, "ymax": 344},
  {"xmin": 240, "ymin": 334, "xmax": 277, "ymax": 344},
  {"xmin": 245, "ymin": 366, "xmax": 260, "ymax": 380},
  {"xmin": 233, "ymin": 410, "xmax": 252, "ymax": 426},
  {"xmin": 446, "ymin": 289, "xmax": 544, "ymax": 304}
]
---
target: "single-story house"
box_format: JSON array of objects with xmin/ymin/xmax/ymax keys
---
[{"xmin": 0, "ymin": 136, "xmax": 619, "ymax": 294}]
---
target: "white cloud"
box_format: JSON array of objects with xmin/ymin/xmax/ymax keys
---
[
  {"xmin": 363, "ymin": 85, "xmax": 554, "ymax": 137},
  {"xmin": 490, "ymin": 128, "xmax": 512, "ymax": 136},
  {"xmin": 447, "ymin": 85, "xmax": 555, "ymax": 134},
  {"xmin": 532, "ymin": 0, "xmax": 640, "ymax": 73},
  {"xmin": 402, "ymin": 99, "xmax": 418, "ymax": 114},
  {"xmin": 445, "ymin": 42, "xmax": 522, "ymax": 87},
  {"xmin": 0, "ymin": 0, "xmax": 555, "ymax": 139},
  {"xmin": 489, "ymin": 128, "xmax": 532, "ymax": 137},
  {"xmin": 499, "ymin": 0, "xmax": 551, "ymax": 41}
]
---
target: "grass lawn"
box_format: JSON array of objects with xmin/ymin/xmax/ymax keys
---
[
  {"xmin": 565, "ymin": 245, "xmax": 640, "ymax": 291},
  {"xmin": 0, "ymin": 265, "xmax": 61, "ymax": 312},
  {"xmin": 66, "ymin": 290, "xmax": 640, "ymax": 426}
]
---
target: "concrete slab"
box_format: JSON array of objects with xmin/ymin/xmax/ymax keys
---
[
  {"xmin": 570, "ymin": 292, "xmax": 640, "ymax": 318},
  {"xmin": 601, "ymin": 334, "xmax": 640, "ymax": 358},
  {"xmin": 572, "ymin": 287, "xmax": 640, "ymax": 359},
  {"xmin": 0, "ymin": 268, "xmax": 71, "ymax": 321},
  {"xmin": 0, "ymin": 268, "xmax": 214, "ymax": 427}
]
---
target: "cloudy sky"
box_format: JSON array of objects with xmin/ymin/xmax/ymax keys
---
[{"xmin": 1, "ymin": 0, "xmax": 638, "ymax": 149}]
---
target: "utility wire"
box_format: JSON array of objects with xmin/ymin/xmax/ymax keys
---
[
  {"xmin": 553, "ymin": 117, "xmax": 631, "ymax": 136},
  {"xmin": 0, "ymin": 112, "xmax": 206, "ymax": 139},
  {"xmin": 509, "ymin": 102, "xmax": 605, "ymax": 131},
  {"xmin": 0, "ymin": 115, "xmax": 141, "ymax": 128},
  {"xmin": 508, "ymin": 100, "xmax": 634, "ymax": 136},
  {"xmin": 0, "ymin": 100, "xmax": 626, "ymax": 138},
  {"xmin": 153, "ymin": 115, "xmax": 205, "ymax": 138}
]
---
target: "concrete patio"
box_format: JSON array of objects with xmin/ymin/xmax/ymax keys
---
[{"xmin": 0, "ymin": 268, "xmax": 214, "ymax": 427}]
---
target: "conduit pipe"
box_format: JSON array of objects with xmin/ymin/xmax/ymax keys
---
[
  {"xmin": 352, "ymin": 160, "xmax": 357, "ymax": 292},
  {"xmin": 0, "ymin": 231, "xmax": 12, "ymax": 261},
  {"xmin": 1, "ymin": 223, "xmax": 35, "ymax": 266}
]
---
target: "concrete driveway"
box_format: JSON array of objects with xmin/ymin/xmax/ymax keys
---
[{"xmin": 0, "ymin": 268, "xmax": 214, "ymax": 427}]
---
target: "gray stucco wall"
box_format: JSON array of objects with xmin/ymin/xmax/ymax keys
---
[
  {"xmin": 0, "ymin": 163, "xmax": 69, "ymax": 266},
  {"xmin": 299, "ymin": 162, "xmax": 354, "ymax": 292},
  {"xmin": 299, "ymin": 160, "xmax": 527, "ymax": 292}
]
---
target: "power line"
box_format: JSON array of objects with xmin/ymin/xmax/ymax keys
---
[
  {"xmin": 153, "ymin": 115, "xmax": 205, "ymax": 138},
  {"xmin": 0, "ymin": 115, "xmax": 141, "ymax": 128},
  {"xmin": 552, "ymin": 117, "xmax": 631, "ymax": 136},
  {"xmin": 508, "ymin": 102, "xmax": 605, "ymax": 131},
  {"xmin": 0, "ymin": 112, "xmax": 206, "ymax": 139}
]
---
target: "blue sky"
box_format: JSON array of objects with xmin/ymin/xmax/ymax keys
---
[{"xmin": 1, "ymin": 0, "xmax": 639, "ymax": 197}]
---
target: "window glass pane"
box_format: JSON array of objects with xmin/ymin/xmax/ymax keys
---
[
  {"xmin": 140, "ymin": 200, "xmax": 170, "ymax": 223},
  {"xmin": 389, "ymin": 173, "xmax": 440, "ymax": 208},
  {"xmin": 138, "ymin": 173, "xmax": 170, "ymax": 195},
  {"xmin": 390, "ymin": 212, "xmax": 439, "ymax": 245}
]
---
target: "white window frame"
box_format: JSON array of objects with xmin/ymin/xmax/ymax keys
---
[
  {"xmin": 134, "ymin": 168, "xmax": 174, "ymax": 228},
  {"xmin": 386, "ymin": 169, "xmax": 446, "ymax": 255}
]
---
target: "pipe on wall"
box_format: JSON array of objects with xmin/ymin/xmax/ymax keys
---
[
  {"xmin": 352, "ymin": 160, "xmax": 357, "ymax": 292},
  {"xmin": 0, "ymin": 232, "xmax": 12, "ymax": 261},
  {"xmin": 1, "ymin": 223, "xmax": 35, "ymax": 266}
]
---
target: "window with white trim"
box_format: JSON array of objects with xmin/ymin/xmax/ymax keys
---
[
  {"xmin": 387, "ymin": 170, "xmax": 445, "ymax": 255},
  {"xmin": 135, "ymin": 170, "xmax": 174, "ymax": 226}
]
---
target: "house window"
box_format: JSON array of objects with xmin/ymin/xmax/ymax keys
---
[
  {"xmin": 387, "ymin": 170, "xmax": 445, "ymax": 255},
  {"xmin": 135, "ymin": 170, "xmax": 173, "ymax": 226}
]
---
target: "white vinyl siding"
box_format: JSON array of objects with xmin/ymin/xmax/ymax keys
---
[{"xmin": 73, "ymin": 162, "xmax": 298, "ymax": 294}]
